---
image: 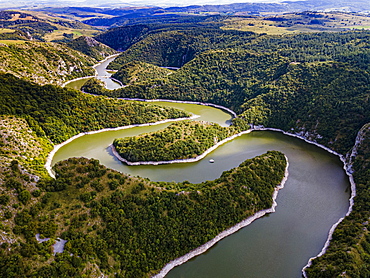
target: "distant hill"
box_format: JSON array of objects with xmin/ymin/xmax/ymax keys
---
[
  {"xmin": 0, "ymin": 10, "xmax": 100, "ymax": 42},
  {"xmin": 105, "ymin": 28, "xmax": 257, "ymax": 68},
  {"xmin": 25, "ymin": 0, "xmax": 370, "ymax": 28},
  {"xmin": 67, "ymin": 36, "xmax": 116, "ymax": 60}
]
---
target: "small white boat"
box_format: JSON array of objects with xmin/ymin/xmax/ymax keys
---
[{"xmin": 209, "ymin": 159, "xmax": 215, "ymax": 163}]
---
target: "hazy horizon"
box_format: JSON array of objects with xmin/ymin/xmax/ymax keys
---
[{"xmin": 0, "ymin": 0, "xmax": 306, "ymax": 9}]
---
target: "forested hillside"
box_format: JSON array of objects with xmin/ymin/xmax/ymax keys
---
[
  {"xmin": 1, "ymin": 151, "xmax": 283, "ymax": 277},
  {"xmin": 0, "ymin": 41, "xmax": 96, "ymax": 85},
  {"xmin": 108, "ymin": 28, "xmax": 257, "ymax": 69},
  {"xmin": 0, "ymin": 73, "xmax": 189, "ymax": 143},
  {"xmin": 85, "ymin": 27, "xmax": 370, "ymax": 276},
  {"xmin": 112, "ymin": 61, "xmax": 172, "ymax": 85},
  {"xmin": 113, "ymin": 120, "xmax": 249, "ymax": 162},
  {"xmin": 240, "ymin": 62, "xmax": 370, "ymax": 153},
  {"xmin": 66, "ymin": 36, "xmax": 116, "ymax": 61},
  {"xmin": 85, "ymin": 50, "xmax": 289, "ymax": 111}
]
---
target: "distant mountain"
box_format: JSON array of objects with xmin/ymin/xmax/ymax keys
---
[
  {"xmin": 50, "ymin": 0, "xmax": 370, "ymax": 27},
  {"xmin": 2, "ymin": 0, "xmax": 370, "ymax": 12},
  {"xmin": 0, "ymin": 10, "xmax": 99, "ymax": 42}
]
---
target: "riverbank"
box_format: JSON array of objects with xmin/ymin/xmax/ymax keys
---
[
  {"xmin": 120, "ymin": 97, "xmax": 237, "ymax": 118},
  {"xmin": 92, "ymin": 53, "xmax": 121, "ymax": 74},
  {"xmin": 61, "ymin": 53, "xmax": 121, "ymax": 88},
  {"xmin": 111, "ymin": 128, "xmax": 253, "ymax": 166},
  {"xmin": 44, "ymin": 115, "xmax": 199, "ymax": 179},
  {"xmin": 53, "ymin": 53, "xmax": 355, "ymax": 277},
  {"xmin": 152, "ymin": 155, "xmax": 289, "ymax": 278},
  {"xmin": 250, "ymin": 126, "xmax": 356, "ymax": 277}
]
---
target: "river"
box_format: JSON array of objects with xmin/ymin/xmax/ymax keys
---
[
  {"xmin": 65, "ymin": 54, "xmax": 122, "ymax": 91},
  {"xmin": 55, "ymin": 58, "xmax": 351, "ymax": 277}
]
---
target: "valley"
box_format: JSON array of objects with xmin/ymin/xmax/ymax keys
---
[{"xmin": 0, "ymin": 3, "xmax": 369, "ymax": 278}]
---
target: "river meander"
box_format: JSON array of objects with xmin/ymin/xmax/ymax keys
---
[
  {"xmin": 54, "ymin": 56, "xmax": 352, "ymax": 277},
  {"xmin": 51, "ymin": 101, "xmax": 350, "ymax": 277}
]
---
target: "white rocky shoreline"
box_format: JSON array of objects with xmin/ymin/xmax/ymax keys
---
[
  {"xmin": 44, "ymin": 115, "xmax": 199, "ymax": 179},
  {"xmin": 250, "ymin": 126, "xmax": 356, "ymax": 278},
  {"xmin": 110, "ymin": 129, "xmax": 253, "ymax": 166},
  {"xmin": 61, "ymin": 53, "xmax": 121, "ymax": 88},
  {"xmin": 51, "ymin": 55, "xmax": 356, "ymax": 277},
  {"xmin": 152, "ymin": 156, "xmax": 289, "ymax": 278},
  {"xmin": 119, "ymin": 97, "xmax": 237, "ymax": 118}
]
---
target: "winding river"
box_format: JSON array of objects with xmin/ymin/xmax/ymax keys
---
[{"xmin": 57, "ymin": 57, "xmax": 351, "ymax": 277}]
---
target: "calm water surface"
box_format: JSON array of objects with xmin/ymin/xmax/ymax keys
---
[
  {"xmin": 65, "ymin": 55, "xmax": 121, "ymax": 90},
  {"xmin": 61, "ymin": 60, "xmax": 351, "ymax": 277},
  {"xmin": 51, "ymin": 99, "xmax": 350, "ymax": 278}
]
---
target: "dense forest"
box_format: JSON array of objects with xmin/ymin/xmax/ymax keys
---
[
  {"xmin": 0, "ymin": 144, "xmax": 287, "ymax": 277},
  {"xmin": 0, "ymin": 73, "xmax": 189, "ymax": 143},
  {"xmin": 113, "ymin": 120, "xmax": 249, "ymax": 162},
  {"xmin": 111, "ymin": 61, "xmax": 172, "ymax": 85},
  {"xmin": 0, "ymin": 41, "xmax": 96, "ymax": 85},
  {"xmin": 85, "ymin": 27, "xmax": 370, "ymax": 276},
  {"xmin": 107, "ymin": 28, "xmax": 258, "ymax": 69},
  {"xmin": 1, "ymin": 9, "xmax": 370, "ymax": 277}
]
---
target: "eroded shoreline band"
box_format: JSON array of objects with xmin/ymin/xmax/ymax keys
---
[
  {"xmin": 44, "ymin": 115, "xmax": 199, "ymax": 179},
  {"xmin": 54, "ymin": 54, "xmax": 356, "ymax": 277}
]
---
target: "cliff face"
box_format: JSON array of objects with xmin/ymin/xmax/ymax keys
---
[
  {"xmin": 346, "ymin": 123, "xmax": 370, "ymax": 172},
  {"xmin": 67, "ymin": 36, "xmax": 117, "ymax": 61}
]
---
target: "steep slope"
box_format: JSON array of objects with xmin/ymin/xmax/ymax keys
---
[
  {"xmin": 66, "ymin": 36, "xmax": 117, "ymax": 61},
  {"xmin": 305, "ymin": 123, "xmax": 370, "ymax": 277},
  {"xmin": 0, "ymin": 73, "xmax": 189, "ymax": 143},
  {"xmin": 0, "ymin": 41, "xmax": 96, "ymax": 85},
  {"xmin": 108, "ymin": 29, "xmax": 257, "ymax": 69},
  {"xmin": 240, "ymin": 62, "xmax": 370, "ymax": 153},
  {"xmin": 94, "ymin": 24, "xmax": 150, "ymax": 51},
  {"xmin": 111, "ymin": 61, "xmax": 172, "ymax": 85}
]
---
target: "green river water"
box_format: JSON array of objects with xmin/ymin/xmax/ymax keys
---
[{"xmin": 58, "ymin": 59, "xmax": 351, "ymax": 277}]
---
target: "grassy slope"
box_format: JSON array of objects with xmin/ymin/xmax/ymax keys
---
[{"xmin": 222, "ymin": 12, "xmax": 370, "ymax": 34}]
